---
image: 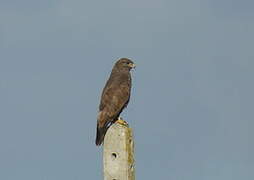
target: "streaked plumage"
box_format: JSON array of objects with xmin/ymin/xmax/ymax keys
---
[{"xmin": 96, "ymin": 58, "xmax": 135, "ymax": 146}]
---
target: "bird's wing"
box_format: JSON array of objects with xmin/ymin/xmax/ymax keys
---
[{"xmin": 99, "ymin": 80, "xmax": 130, "ymax": 119}]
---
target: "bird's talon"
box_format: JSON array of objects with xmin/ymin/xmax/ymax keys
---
[{"xmin": 116, "ymin": 119, "xmax": 129, "ymax": 126}]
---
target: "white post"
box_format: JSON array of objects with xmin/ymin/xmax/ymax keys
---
[{"xmin": 103, "ymin": 122, "xmax": 135, "ymax": 180}]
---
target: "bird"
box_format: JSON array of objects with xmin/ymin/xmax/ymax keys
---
[{"xmin": 96, "ymin": 58, "xmax": 135, "ymax": 146}]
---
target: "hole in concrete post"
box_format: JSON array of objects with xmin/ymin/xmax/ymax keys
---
[{"xmin": 111, "ymin": 153, "xmax": 117, "ymax": 159}]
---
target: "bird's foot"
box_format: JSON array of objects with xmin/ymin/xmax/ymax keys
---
[{"xmin": 116, "ymin": 117, "xmax": 129, "ymax": 127}]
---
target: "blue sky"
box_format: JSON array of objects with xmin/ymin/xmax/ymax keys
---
[{"xmin": 0, "ymin": 0, "xmax": 253, "ymax": 179}]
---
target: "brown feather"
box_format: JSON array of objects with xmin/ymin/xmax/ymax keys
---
[{"xmin": 96, "ymin": 58, "xmax": 134, "ymax": 146}]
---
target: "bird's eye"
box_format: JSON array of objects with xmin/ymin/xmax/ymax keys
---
[{"xmin": 126, "ymin": 62, "xmax": 130, "ymax": 64}]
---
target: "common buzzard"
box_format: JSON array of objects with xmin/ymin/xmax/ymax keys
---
[{"xmin": 96, "ymin": 58, "xmax": 135, "ymax": 146}]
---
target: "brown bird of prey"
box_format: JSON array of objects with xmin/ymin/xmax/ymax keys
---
[{"xmin": 96, "ymin": 58, "xmax": 135, "ymax": 146}]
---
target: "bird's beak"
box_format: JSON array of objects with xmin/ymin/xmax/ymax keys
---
[{"xmin": 129, "ymin": 63, "xmax": 136, "ymax": 69}]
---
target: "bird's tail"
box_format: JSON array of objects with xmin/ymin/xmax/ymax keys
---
[{"xmin": 95, "ymin": 123, "xmax": 108, "ymax": 146}]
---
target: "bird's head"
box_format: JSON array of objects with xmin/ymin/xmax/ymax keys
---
[{"xmin": 114, "ymin": 58, "xmax": 136, "ymax": 71}]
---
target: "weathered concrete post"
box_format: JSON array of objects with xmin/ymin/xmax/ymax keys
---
[{"xmin": 103, "ymin": 122, "xmax": 135, "ymax": 180}]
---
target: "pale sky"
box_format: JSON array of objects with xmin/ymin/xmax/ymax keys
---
[{"xmin": 0, "ymin": 0, "xmax": 253, "ymax": 179}]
